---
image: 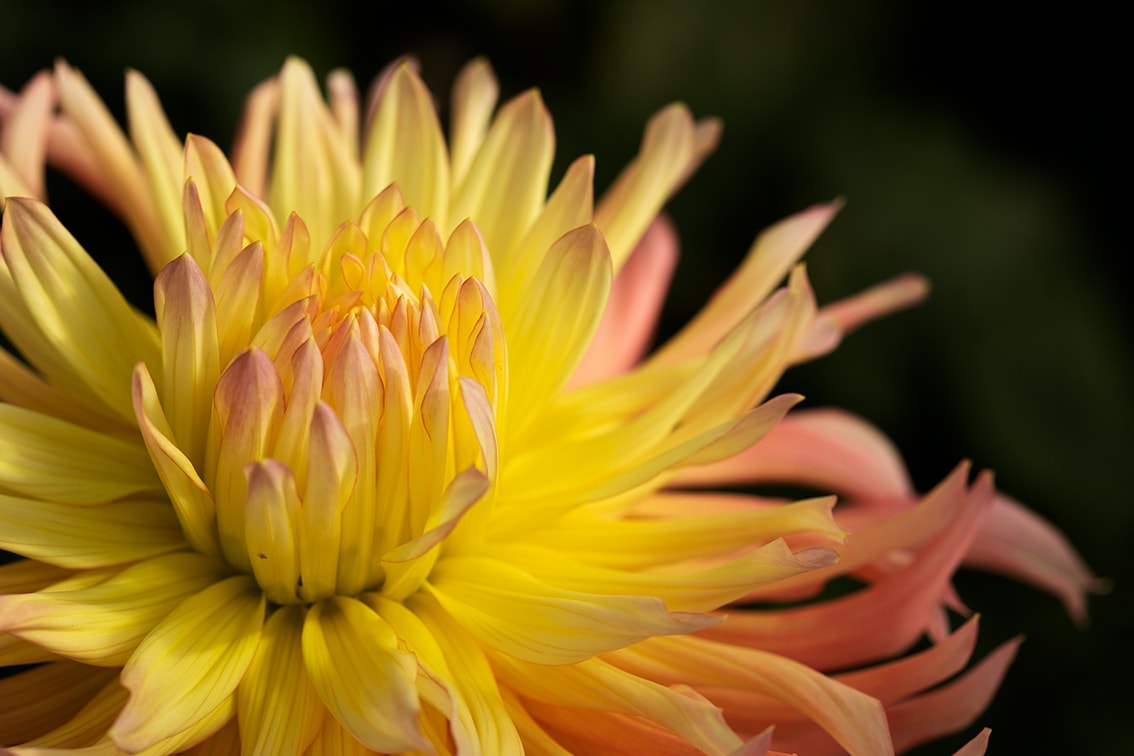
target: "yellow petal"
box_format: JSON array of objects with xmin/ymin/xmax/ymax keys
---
[
  {"xmin": 323, "ymin": 328, "xmax": 381, "ymax": 597},
  {"xmin": 126, "ymin": 69, "xmax": 186, "ymax": 266},
  {"xmin": 0, "ymin": 494, "xmax": 185, "ymax": 568},
  {"xmin": 270, "ymin": 58, "xmax": 361, "ymax": 248},
  {"xmin": 594, "ymin": 104, "xmax": 698, "ymax": 270},
  {"xmin": 0, "ymin": 552, "xmax": 227, "ymax": 666},
  {"xmin": 427, "ymin": 556, "xmax": 718, "ymax": 664},
  {"xmin": 132, "ymin": 363, "xmax": 220, "ymax": 557},
  {"xmin": 0, "ymin": 198, "xmax": 161, "ymax": 422},
  {"xmin": 0, "ymin": 151, "xmax": 36, "ymax": 206},
  {"xmin": 212, "ymin": 241, "xmax": 266, "ymax": 368},
  {"xmin": 491, "ymin": 653, "xmax": 744, "ymax": 755},
  {"xmin": 302, "ymin": 596, "xmax": 428, "ymax": 753},
  {"xmin": 154, "ymin": 253, "xmax": 221, "ymax": 470},
  {"xmin": 0, "ymin": 559, "xmax": 71, "ymax": 593},
  {"xmin": 505, "ymin": 224, "xmax": 611, "ymax": 435},
  {"xmin": 243, "ymin": 460, "xmax": 302, "ymax": 605},
  {"xmin": 207, "ymin": 348, "xmax": 285, "ymax": 573},
  {"xmin": 237, "ymin": 605, "xmax": 325, "ymax": 756},
  {"xmin": 0, "ymin": 632, "xmax": 60, "ymax": 666},
  {"xmin": 613, "ymin": 634, "xmax": 893, "ymax": 756},
  {"xmin": 652, "ymin": 202, "xmax": 839, "ymax": 365},
  {"xmin": 183, "ymin": 134, "xmax": 238, "ymax": 245},
  {"xmin": 231, "ymin": 76, "xmax": 279, "ymax": 197},
  {"xmin": 404, "ymin": 592, "xmax": 530, "ymax": 755},
  {"xmin": 381, "ymin": 467, "xmax": 490, "ymax": 602},
  {"xmin": 448, "ymin": 58, "xmax": 499, "ymax": 188},
  {"xmin": 0, "ymin": 402, "xmax": 159, "ymax": 504},
  {"xmin": 451, "ymin": 89, "xmax": 554, "ymax": 278},
  {"xmin": 499, "ymin": 538, "xmax": 836, "ymax": 613},
  {"xmin": 362, "ymin": 63, "xmax": 450, "ymax": 228},
  {"xmin": 111, "ymin": 575, "xmax": 264, "ymax": 753},
  {"xmin": 499, "ymin": 155, "xmax": 594, "ymax": 322},
  {"xmin": 302, "ymin": 715, "xmax": 380, "ymax": 756},
  {"xmin": 296, "ymin": 402, "xmax": 354, "ymax": 603},
  {"xmin": 540, "ymin": 495, "xmax": 842, "ymax": 570},
  {"xmin": 0, "ymin": 346, "xmax": 108, "ymax": 427}
]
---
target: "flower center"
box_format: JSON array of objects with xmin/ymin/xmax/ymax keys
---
[{"xmin": 196, "ymin": 190, "xmax": 503, "ymax": 605}]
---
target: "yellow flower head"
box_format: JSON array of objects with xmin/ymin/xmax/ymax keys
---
[{"xmin": 0, "ymin": 57, "xmax": 1099, "ymax": 754}]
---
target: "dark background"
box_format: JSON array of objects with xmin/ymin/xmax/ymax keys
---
[{"xmin": 1, "ymin": 1, "xmax": 1129, "ymax": 752}]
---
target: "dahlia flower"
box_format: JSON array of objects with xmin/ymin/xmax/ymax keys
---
[{"xmin": 0, "ymin": 57, "xmax": 1099, "ymax": 754}]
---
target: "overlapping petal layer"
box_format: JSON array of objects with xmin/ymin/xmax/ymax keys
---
[{"xmin": 0, "ymin": 56, "xmax": 1098, "ymax": 755}]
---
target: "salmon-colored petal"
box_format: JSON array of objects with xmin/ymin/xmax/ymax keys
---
[
  {"xmin": 965, "ymin": 493, "xmax": 1107, "ymax": 623},
  {"xmin": 0, "ymin": 661, "xmax": 117, "ymax": 746},
  {"xmin": 798, "ymin": 273, "xmax": 930, "ymax": 361},
  {"xmin": 677, "ymin": 406, "xmax": 913, "ymax": 498},
  {"xmin": 53, "ymin": 61, "xmax": 166, "ymax": 271},
  {"xmin": 0, "ymin": 71, "xmax": 54, "ymax": 200},
  {"xmin": 608, "ymin": 634, "xmax": 892, "ymax": 756},
  {"xmin": 952, "ymin": 728, "xmax": 992, "ymax": 756},
  {"xmin": 702, "ymin": 471, "xmax": 993, "ymax": 671},
  {"xmin": 885, "ymin": 639, "xmax": 1019, "ymax": 754}
]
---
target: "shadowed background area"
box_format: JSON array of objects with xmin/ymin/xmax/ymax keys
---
[{"xmin": 1, "ymin": 0, "xmax": 1129, "ymax": 752}]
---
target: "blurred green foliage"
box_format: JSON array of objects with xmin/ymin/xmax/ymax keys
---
[{"xmin": 1, "ymin": 0, "xmax": 1129, "ymax": 752}]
